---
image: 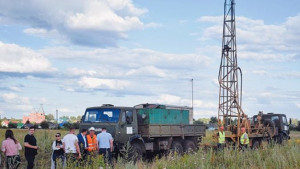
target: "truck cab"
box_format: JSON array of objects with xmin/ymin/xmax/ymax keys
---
[
  {"xmin": 80, "ymin": 104, "xmax": 139, "ymax": 150},
  {"xmin": 253, "ymin": 113, "xmax": 290, "ymax": 142}
]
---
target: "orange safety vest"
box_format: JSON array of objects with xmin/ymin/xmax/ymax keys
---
[{"xmin": 86, "ymin": 135, "xmax": 97, "ymax": 151}]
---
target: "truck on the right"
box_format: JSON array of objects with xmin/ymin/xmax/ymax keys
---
[{"xmin": 251, "ymin": 112, "xmax": 290, "ymax": 148}]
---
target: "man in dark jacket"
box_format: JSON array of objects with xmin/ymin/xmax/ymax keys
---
[{"xmin": 77, "ymin": 129, "xmax": 88, "ymax": 161}]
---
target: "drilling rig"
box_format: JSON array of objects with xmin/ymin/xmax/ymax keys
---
[{"xmin": 217, "ymin": 0, "xmax": 290, "ymax": 147}]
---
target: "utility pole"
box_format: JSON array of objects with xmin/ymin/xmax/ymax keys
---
[
  {"xmin": 56, "ymin": 108, "xmax": 58, "ymax": 129},
  {"xmin": 191, "ymin": 78, "xmax": 194, "ymax": 111},
  {"xmin": 56, "ymin": 109, "xmax": 58, "ymax": 122}
]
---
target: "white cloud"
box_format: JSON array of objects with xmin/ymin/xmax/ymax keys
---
[
  {"xmin": 59, "ymin": 108, "xmax": 73, "ymax": 113},
  {"xmin": 197, "ymin": 16, "xmax": 222, "ymax": 23},
  {"xmin": 277, "ymin": 72, "xmax": 300, "ymax": 79},
  {"xmin": 78, "ymin": 77, "xmax": 130, "ymax": 90},
  {"xmin": 156, "ymin": 94, "xmax": 182, "ymax": 105},
  {"xmin": 40, "ymin": 47, "xmax": 212, "ymax": 70},
  {"xmin": 194, "ymin": 110, "xmax": 216, "ymax": 118},
  {"xmin": 1, "ymin": 93, "xmax": 47, "ymax": 106},
  {"xmin": 0, "ymin": 0, "xmax": 149, "ymax": 46},
  {"xmin": 1, "ymin": 93, "xmax": 31, "ymax": 110},
  {"xmin": 66, "ymin": 0, "xmax": 144, "ymax": 32},
  {"xmin": 9, "ymin": 86, "xmax": 22, "ymax": 92},
  {"xmin": 67, "ymin": 68, "xmax": 97, "ymax": 77},
  {"xmin": 23, "ymin": 28, "xmax": 48, "ymax": 36},
  {"xmin": 0, "ymin": 42, "xmax": 53, "ymax": 73},
  {"xmin": 197, "ymin": 15, "xmax": 300, "ymax": 61},
  {"xmin": 252, "ymin": 70, "xmax": 268, "ymax": 76},
  {"xmin": 296, "ymin": 103, "xmax": 300, "ymax": 109},
  {"xmin": 145, "ymin": 22, "xmax": 162, "ymax": 28},
  {"xmin": 2, "ymin": 93, "xmax": 18, "ymax": 102},
  {"xmin": 155, "ymin": 94, "xmax": 217, "ymax": 109},
  {"xmin": 153, "ymin": 94, "xmax": 217, "ymax": 119},
  {"xmin": 126, "ymin": 65, "xmax": 167, "ymax": 78},
  {"xmin": 0, "ymin": 93, "xmax": 49, "ymax": 116}
]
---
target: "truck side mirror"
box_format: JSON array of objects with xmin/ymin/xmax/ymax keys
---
[{"xmin": 289, "ymin": 118, "xmax": 292, "ymax": 125}]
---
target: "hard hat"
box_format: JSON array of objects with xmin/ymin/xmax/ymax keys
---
[{"xmin": 89, "ymin": 127, "xmax": 95, "ymax": 131}]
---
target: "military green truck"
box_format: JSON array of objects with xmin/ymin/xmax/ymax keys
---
[
  {"xmin": 251, "ymin": 112, "xmax": 290, "ymax": 146},
  {"xmin": 79, "ymin": 104, "xmax": 206, "ymax": 159}
]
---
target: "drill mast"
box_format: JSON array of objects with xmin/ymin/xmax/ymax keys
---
[{"xmin": 218, "ymin": 0, "xmax": 245, "ymax": 129}]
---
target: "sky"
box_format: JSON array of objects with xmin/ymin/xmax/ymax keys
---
[{"xmin": 0, "ymin": 0, "xmax": 300, "ymax": 120}]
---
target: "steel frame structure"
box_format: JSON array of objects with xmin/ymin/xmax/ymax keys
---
[{"xmin": 218, "ymin": 0, "xmax": 244, "ymax": 132}]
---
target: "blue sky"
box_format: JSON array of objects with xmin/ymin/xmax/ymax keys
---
[{"xmin": 0, "ymin": 0, "xmax": 299, "ymax": 120}]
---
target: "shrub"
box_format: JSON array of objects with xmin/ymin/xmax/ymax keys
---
[
  {"xmin": 40, "ymin": 121, "xmax": 49, "ymax": 129},
  {"xmin": 8, "ymin": 122, "xmax": 17, "ymax": 128}
]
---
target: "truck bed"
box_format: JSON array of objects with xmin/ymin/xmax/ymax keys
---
[{"xmin": 138, "ymin": 124, "xmax": 206, "ymax": 138}]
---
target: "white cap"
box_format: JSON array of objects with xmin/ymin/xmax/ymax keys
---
[{"xmin": 89, "ymin": 127, "xmax": 95, "ymax": 131}]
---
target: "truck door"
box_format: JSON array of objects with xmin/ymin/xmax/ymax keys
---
[{"xmin": 116, "ymin": 109, "xmax": 138, "ymax": 144}]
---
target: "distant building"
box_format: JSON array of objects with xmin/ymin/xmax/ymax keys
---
[
  {"xmin": 23, "ymin": 112, "xmax": 45, "ymax": 124},
  {"xmin": 2, "ymin": 120, "xmax": 9, "ymax": 127}
]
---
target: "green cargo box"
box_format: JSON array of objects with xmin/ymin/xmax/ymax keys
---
[{"xmin": 138, "ymin": 108, "xmax": 190, "ymax": 124}]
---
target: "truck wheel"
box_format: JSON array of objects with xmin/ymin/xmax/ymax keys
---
[
  {"xmin": 170, "ymin": 140, "xmax": 183, "ymax": 155},
  {"xmin": 128, "ymin": 142, "xmax": 143, "ymax": 162},
  {"xmin": 183, "ymin": 140, "xmax": 197, "ymax": 153},
  {"xmin": 277, "ymin": 133, "xmax": 284, "ymax": 144},
  {"xmin": 252, "ymin": 140, "xmax": 260, "ymax": 149}
]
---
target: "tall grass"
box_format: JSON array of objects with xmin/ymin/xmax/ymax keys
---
[{"xmin": 1, "ymin": 129, "xmax": 300, "ymax": 169}]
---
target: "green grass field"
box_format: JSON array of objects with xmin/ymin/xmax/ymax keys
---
[{"xmin": 1, "ymin": 129, "xmax": 300, "ymax": 169}]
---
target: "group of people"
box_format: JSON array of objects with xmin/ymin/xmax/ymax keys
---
[
  {"xmin": 217, "ymin": 126, "xmax": 249, "ymax": 150},
  {"xmin": 1, "ymin": 126, "xmax": 113, "ymax": 169},
  {"xmin": 51, "ymin": 126, "xmax": 114, "ymax": 168}
]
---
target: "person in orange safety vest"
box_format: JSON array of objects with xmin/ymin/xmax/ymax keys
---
[{"xmin": 86, "ymin": 127, "xmax": 98, "ymax": 154}]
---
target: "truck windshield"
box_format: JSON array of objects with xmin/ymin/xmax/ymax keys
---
[{"xmin": 83, "ymin": 108, "xmax": 120, "ymax": 123}]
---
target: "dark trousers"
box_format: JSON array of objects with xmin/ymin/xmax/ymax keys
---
[
  {"xmin": 65, "ymin": 153, "xmax": 78, "ymax": 167},
  {"xmin": 25, "ymin": 155, "xmax": 35, "ymax": 169},
  {"xmin": 52, "ymin": 153, "xmax": 65, "ymax": 168},
  {"xmin": 240, "ymin": 144, "xmax": 248, "ymax": 151},
  {"xmin": 79, "ymin": 150, "xmax": 88, "ymax": 166},
  {"xmin": 6, "ymin": 155, "xmax": 21, "ymax": 169},
  {"xmin": 99, "ymin": 148, "xmax": 112, "ymax": 165},
  {"xmin": 217, "ymin": 143, "xmax": 225, "ymax": 151}
]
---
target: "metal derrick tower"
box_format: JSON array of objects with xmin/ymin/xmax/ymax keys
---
[{"xmin": 218, "ymin": 0, "xmax": 245, "ymax": 129}]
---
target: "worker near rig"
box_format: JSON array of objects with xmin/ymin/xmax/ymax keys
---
[
  {"xmin": 240, "ymin": 127, "xmax": 249, "ymax": 150},
  {"xmin": 217, "ymin": 126, "xmax": 225, "ymax": 150}
]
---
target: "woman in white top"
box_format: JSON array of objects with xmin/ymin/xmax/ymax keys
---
[{"xmin": 51, "ymin": 133, "xmax": 66, "ymax": 169}]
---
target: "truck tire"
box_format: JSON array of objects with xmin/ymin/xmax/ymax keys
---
[
  {"xmin": 278, "ymin": 133, "xmax": 288, "ymax": 144},
  {"xmin": 183, "ymin": 140, "xmax": 197, "ymax": 153},
  {"xmin": 170, "ymin": 140, "xmax": 183, "ymax": 155},
  {"xmin": 128, "ymin": 142, "xmax": 143, "ymax": 162},
  {"xmin": 277, "ymin": 133, "xmax": 284, "ymax": 144}
]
